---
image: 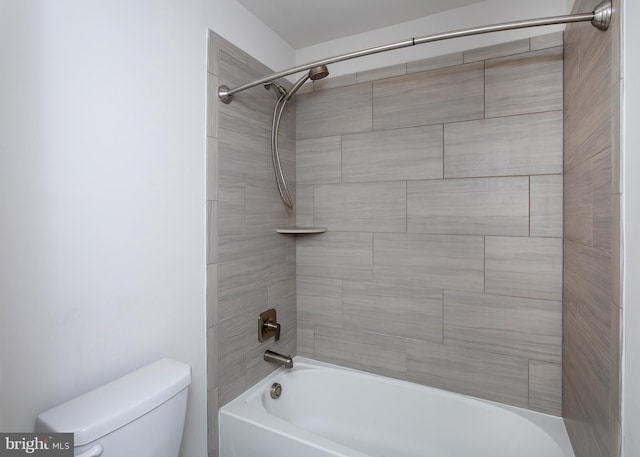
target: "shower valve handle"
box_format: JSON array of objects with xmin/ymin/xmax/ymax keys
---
[{"xmin": 263, "ymin": 321, "xmax": 281, "ymax": 341}]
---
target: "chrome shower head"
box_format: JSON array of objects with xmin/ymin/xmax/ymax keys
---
[{"xmin": 309, "ymin": 65, "xmax": 329, "ymax": 81}]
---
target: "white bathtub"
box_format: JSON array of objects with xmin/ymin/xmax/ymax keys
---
[{"xmin": 219, "ymin": 357, "xmax": 575, "ymax": 457}]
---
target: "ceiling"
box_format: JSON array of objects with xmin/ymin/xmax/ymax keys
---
[{"xmin": 236, "ymin": 0, "xmax": 486, "ymax": 49}]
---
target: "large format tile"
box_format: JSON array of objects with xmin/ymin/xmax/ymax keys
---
[
  {"xmin": 529, "ymin": 360, "xmax": 562, "ymax": 416},
  {"xmin": 295, "ymin": 185, "xmax": 314, "ymax": 227},
  {"xmin": 463, "ymin": 39, "xmax": 530, "ymax": 63},
  {"xmin": 485, "ymin": 236, "xmax": 562, "ymax": 300},
  {"xmin": 297, "ymin": 232, "xmax": 373, "ymax": 280},
  {"xmin": 374, "ymin": 233, "xmax": 484, "ymax": 292},
  {"xmin": 297, "ymin": 276, "xmax": 343, "ymax": 328},
  {"xmin": 207, "ymin": 137, "xmax": 218, "ymax": 201},
  {"xmin": 407, "ymin": 177, "xmax": 529, "ymax": 236},
  {"xmin": 485, "ymin": 46, "xmax": 563, "ymax": 118},
  {"xmin": 245, "ymin": 181, "xmax": 294, "ymax": 234},
  {"xmin": 357, "ymin": 64, "xmax": 406, "ymax": 83},
  {"xmin": 296, "ymin": 136, "xmax": 342, "ymax": 184},
  {"xmin": 297, "ymin": 82, "xmax": 372, "ymax": 139},
  {"xmin": 592, "ymin": 148, "xmax": 613, "ymax": 252},
  {"xmin": 407, "ymin": 52, "xmax": 464, "ymax": 74},
  {"xmin": 207, "ymin": 201, "xmax": 218, "ymax": 265},
  {"xmin": 564, "ymin": 159, "xmax": 593, "ymax": 245},
  {"xmin": 217, "ymin": 175, "xmax": 245, "ymax": 236},
  {"xmin": 530, "ymin": 175, "xmax": 563, "ymax": 238},
  {"xmin": 342, "ymin": 125, "xmax": 443, "ymax": 182},
  {"xmin": 373, "ymin": 62, "xmax": 484, "ymax": 130},
  {"xmin": 406, "ymin": 339, "xmax": 529, "ymax": 408},
  {"xmin": 343, "ymin": 281, "xmax": 443, "ymax": 342},
  {"xmin": 315, "ymin": 326, "xmax": 406, "ymax": 379},
  {"xmin": 444, "ymin": 111, "xmax": 563, "ymax": 178},
  {"xmin": 530, "ymin": 32, "xmax": 563, "ymax": 51},
  {"xmin": 218, "ymin": 234, "xmax": 287, "ymax": 296},
  {"xmin": 444, "ymin": 291, "xmax": 561, "ymax": 362},
  {"xmin": 314, "ymin": 181, "xmax": 406, "ymax": 232}
]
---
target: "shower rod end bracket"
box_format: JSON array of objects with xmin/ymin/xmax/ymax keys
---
[
  {"xmin": 218, "ymin": 85, "xmax": 233, "ymax": 104},
  {"xmin": 591, "ymin": 0, "xmax": 612, "ymax": 31}
]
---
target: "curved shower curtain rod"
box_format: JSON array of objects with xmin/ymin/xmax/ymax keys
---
[{"xmin": 218, "ymin": 0, "xmax": 612, "ymax": 104}]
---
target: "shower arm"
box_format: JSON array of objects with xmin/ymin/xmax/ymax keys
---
[{"xmin": 218, "ymin": 0, "xmax": 611, "ymax": 104}]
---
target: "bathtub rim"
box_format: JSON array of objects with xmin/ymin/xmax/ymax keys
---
[{"xmin": 219, "ymin": 356, "xmax": 575, "ymax": 457}]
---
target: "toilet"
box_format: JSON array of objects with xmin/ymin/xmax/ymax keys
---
[{"xmin": 35, "ymin": 358, "xmax": 191, "ymax": 457}]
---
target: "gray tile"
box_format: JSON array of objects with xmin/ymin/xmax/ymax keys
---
[
  {"xmin": 564, "ymin": 310, "xmax": 611, "ymax": 457},
  {"xmin": 373, "ymin": 62, "xmax": 484, "ymax": 130},
  {"xmin": 374, "ymin": 233, "xmax": 484, "ymax": 292},
  {"xmin": 564, "ymin": 240, "xmax": 613, "ymax": 345},
  {"xmin": 485, "ymin": 236, "xmax": 562, "ymax": 301},
  {"xmin": 463, "ymin": 38, "xmax": 530, "ymax": 63},
  {"xmin": 207, "ymin": 326, "xmax": 219, "ymax": 391},
  {"xmin": 297, "ymin": 82, "xmax": 372, "ymax": 139},
  {"xmin": 245, "ymin": 181, "xmax": 295, "ymax": 234},
  {"xmin": 208, "ymin": 31, "xmax": 219, "ymax": 76},
  {"xmin": 593, "ymin": 148, "xmax": 613, "ymax": 252},
  {"xmin": 313, "ymin": 73, "xmax": 357, "ymax": 92},
  {"xmin": 407, "ymin": 52, "xmax": 464, "ymax": 74},
  {"xmin": 564, "ymin": 159, "xmax": 593, "ymax": 245},
  {"xmin": 529, "ymin": 361, "xmax": 562, "ymax": 416},
  {"xmin": 297, "ymin": 232, "xmax": 373, "ymax": 280},
  {"xmin": 407, "ymin": 177, "xmax": 529, "ymax": 236},
  {"xmin": 295, "ymin": 185, "xmax": 314, "ymax": 227},
  {"xmin": 207, "ymin": 73, "xmax": 219, "ymax": 138},
  {"xmin": 285, "ymin": 234, "xmax": 296, "ymax": 279},
  {"xmin": 342, "ymin": 125, "xmax": 443, "ymax": 183},
  {"xmin": 314, "ymin": 182, "xmax": 407, "ymax": 232},
  {"xmin": 343, "ymin": 281, "xmax": 443, "ymax": 342},
  {"xmin": 218, "ymin": 123, "xmax": 269, "ymax": 182},
  {"xmin": 530, "ymin": 175, "xmax": 563, "ymax": 237},
  {"xmin": 356, "ymin": 64, "xmax": 406, "ymax": 83},
  {"xmin": 315, "ymin": 326, "xmax": 406, "ymax": 379},
  {"xmin": 406, "ymin": 339, "xmax": 529, "ymax": 408},
  {"xmin": 485, "ymin": 47, "xmax": 563, "ymax": 118},
  {"xmin": 530, "ymin": 32, "xmax": 563, "ymax": 51},
  {"xmin": 207, "ymin": 263, "xmax": 218, "ymax": 327},
  {"xmin": 444, "ymin": 111, "xmax": 563, "ymax": 178},
  {"xmin": 207, "ymin": 201, "xmax": 218, "ymax": 264},
  {"xmin": 297, "ymin": 320, "xmax": 315, "ymax": 357},
  {"xmin": 297, "ymin": 276, "xmax": 343, "ymax": 328},
  {"xmin": 218, "ymin": 234, "xmax": 287, "ymax": 297},
  {"xmin": 218, "ymin": 284, "xmax": 266, "ymax": 324},
  {"xmin": 207, "ymin": 387, "xmax": 218, "ymax": 454},
  {"xmin": 296, "ymin": 136, "xmax": 342, "ymax": 184},
  {"xmin": 444, "ymin": 291, "xmax": 561, "ymax": 363},
  {"xmin": 207, "ymin": 137, "xmax": 218, "ymax": 201},
  {"xmin": 297, "ymin": 275, "xmax": 342, "ymax": 299},
  {"xmin": 217, "ymin": 175, "xmax": 245, "ymax": 236}
]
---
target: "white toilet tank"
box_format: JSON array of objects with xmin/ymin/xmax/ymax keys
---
[{"xmin": 35, "ymin": 358, "xmax": 191, "ymax": 457}]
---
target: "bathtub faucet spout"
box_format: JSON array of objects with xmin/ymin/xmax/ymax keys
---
[{"xmin": 264, "ymin": 350, "xmax": 293, "ymax": 369}]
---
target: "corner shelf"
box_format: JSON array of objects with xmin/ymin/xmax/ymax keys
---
[{"xmin": 276, "ymin": 226, "xmax": 327, "ymax": 234}]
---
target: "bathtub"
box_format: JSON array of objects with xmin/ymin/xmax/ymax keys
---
[{"xmin": 219, "ymin": 357, "xmax": 575, "ymax": 457}]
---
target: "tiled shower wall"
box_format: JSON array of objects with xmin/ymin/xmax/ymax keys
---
[
  {"xmin": 295, "ymin": 33, "xmax": 565, "ymax": 415},
  {"xmin": 563, "ymin": 0, "xmax": 623, "ymax": 456},
  {"xmin": 206, "ymin": 32, "xmax": 297, "ymax": 456}
]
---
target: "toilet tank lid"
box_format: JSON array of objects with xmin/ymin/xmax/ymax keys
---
[{"xmin": 35, "ymin": 358, "xmax": 191, "ymax": 446}]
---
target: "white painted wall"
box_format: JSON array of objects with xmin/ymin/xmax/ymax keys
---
[
  {"xmin": 296, "ymin": 0, "xmax": 569, "ymax": 77},
  {"xmin": 0, "ymin": 0, "xmax": 293, "ymax": 456},
  {"xmin": 623, "ymin": 0, "xmax": 640, "ymax": 454}
]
